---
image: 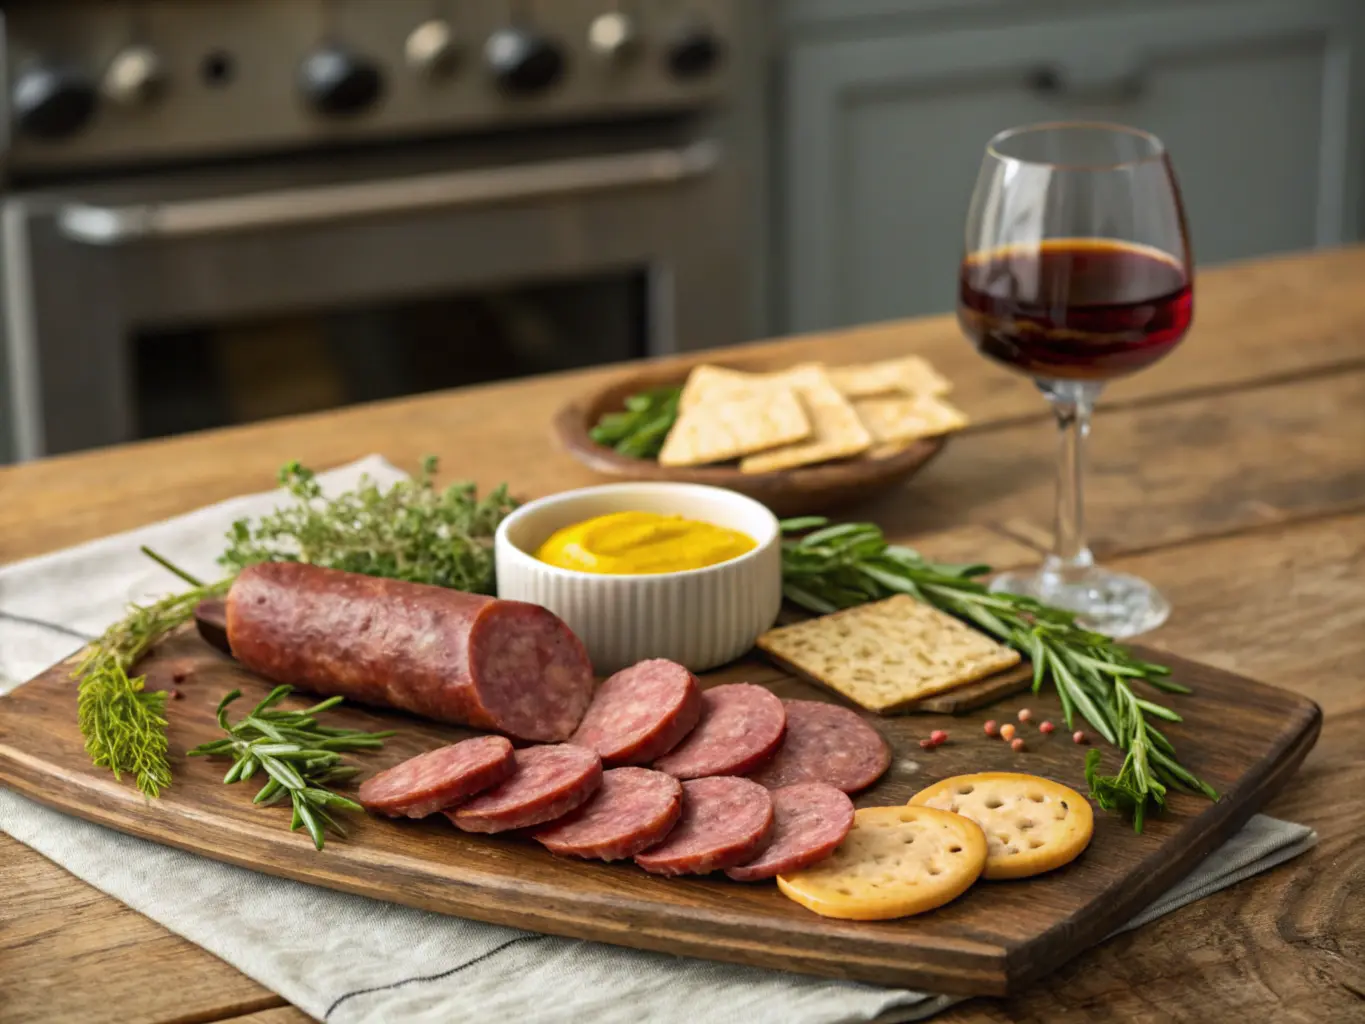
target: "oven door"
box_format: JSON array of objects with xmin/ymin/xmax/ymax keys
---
[{"xmin": 1, "ymin": 132, "xmax": 749, "ymax": 460}]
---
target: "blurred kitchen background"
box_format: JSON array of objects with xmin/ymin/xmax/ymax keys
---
[{"xmin": 0, "ymin": 0, "xmax": 1361, "ymax": 464}]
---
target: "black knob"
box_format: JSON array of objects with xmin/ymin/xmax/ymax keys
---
[
  {"xmin": 667, "ymin": 24, "xmax": 723, "ymax": 79},
  {"xmin": 298, "ymin": 46, "xmax": 383, "ymax": 117},
  {"xmin": 485, "ymin": 27, "xmax": 564, "ymax": 95},
  {"xmin": 12, "ymin": 64, "xmax": 97, "ymax": 141}
]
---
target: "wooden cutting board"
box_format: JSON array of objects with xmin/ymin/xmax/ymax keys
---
[{"xmin": 0, "ymin": 629, "xmax": 1319, "ymax": 997}]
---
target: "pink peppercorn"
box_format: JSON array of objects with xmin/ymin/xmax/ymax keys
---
[
  {"xmin": 1000, "ymin": 723, "xmax": 1017, "ymax": 741},
  {"xmin": 919, "ymin": 738, "xmax": 935, "ymax": 750},
  {"xmin": 1039, "ymin": 720, "xmax": 1055, "ymax": 734},
  {"xmin": 1017, "ymin": 708, "xmax": 1033, "ymax": 723},
  {"xmin": 1073, "ymin": 730, "xmax": 1088, "ymax": 744},
  {"xmin": 984, "ymin": 720, "xmax": 999, "ymax": 737},
  {"xmin": 930, "ymin": 729, "xmax": 948, "ymax": 745},
  {"xmin": 1011, "ymin": 737, "xmax": 1026, "ymax": 752}
]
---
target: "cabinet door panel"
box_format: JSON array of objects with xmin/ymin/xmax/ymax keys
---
[{"xmin": 782, "ymin": 1, "xmax": 1363, "ymax": 330}]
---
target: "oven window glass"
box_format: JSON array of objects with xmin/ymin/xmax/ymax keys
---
[{"xmin": 132, "ymin": 270, "xmax": 647, "ymax": 440}]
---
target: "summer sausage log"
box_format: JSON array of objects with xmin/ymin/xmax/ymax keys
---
[
  {"xmin": 724, "ymin": 783, "xmax": 854, "ymax": 881},
  {"xmin": 359, "ymin": 736, "xmax": 515, "ymax": 819},
  {"xmin": 226, "ymin": 562, "xmax": 595, "ymax": 742},
  {"xmin": 634, "ymin": 776, "xmax": 774, "ymax": 876},
  {"xmin": 448, "ymin": 744, "xmax": 603, "ymax": 833},
  {"xmin": 535, "ymin": 767, "xmax": 683, "ymax": 861},
  {"xmin": 747, "ymin": 700, "xmax": 891, "ymax": 794},
  {"xmin": 652, "ymin": 684, "xmax": 786, "ymax": 779},
  {"xmin": 571, "ymin": 659, "xmax": 703, "ymax": 766}
]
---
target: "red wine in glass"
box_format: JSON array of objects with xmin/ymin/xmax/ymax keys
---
[
  {"xmin": 957, "ymin": 122, "xmax": 1194, "ymax": 637},
  {"xmin": 958, "ymin": 238, "xmax": 1193, "ymax": 381}
]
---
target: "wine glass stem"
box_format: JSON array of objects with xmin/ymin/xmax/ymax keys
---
[{"xmin": 1041, "ymin": 380, "xmax": 1102, "ymax": 580}]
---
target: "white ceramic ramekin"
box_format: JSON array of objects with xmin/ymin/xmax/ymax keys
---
[{"xmin": 494, "ymin": 482, "xmax": 783, "ymax": 674}]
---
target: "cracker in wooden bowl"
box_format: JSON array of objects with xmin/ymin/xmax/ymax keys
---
[
  {"xmin": 756, "ymin": 594, "xmax": 1021, "ymax": 713},
  {"xmin": 829, "ymin": 356, "xmax": 952, "ymax": 399},
  {"xmin": 658, "ymin": 387, "xmax": 812, "ymax": 467},
  {"xmin": 738, "ymin": 365, "xmax": 872, "ymax": 473},
  {"xmin": 853, "ymin": 394, "xmax": 969, "ymax": 445}
]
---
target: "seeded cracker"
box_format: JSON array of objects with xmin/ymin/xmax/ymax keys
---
[
  {"xmin": 756, "ymin": 594, "xmax": 1021, "ymax": 713},
  {"xmin": 738, "ymin": 365, "xmax": 872, "ymax": 473},
  {"xmin": 776, "ymin": 805, "xmax": 987, "ymax": 920},
  {"xmin": 853, "ymin": 394, "xmax": 969, "ymax": 445},
  {"xmin": 676, "ymin": 364, "xmax": 758, "ymax": 412},
  {"xmin": 828, "ymin": 356, "xmax": 952, "ymax": 399},
  {"xmin": 909, "ymin": 773, "xmax": 1094, "ymax": 880},
  {"xmin": 658, "ymin": 387, "xmax": 811, "ymax": 467}
]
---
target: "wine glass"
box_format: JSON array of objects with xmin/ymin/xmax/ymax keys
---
[{"xmin": 957, "ymin": 122, "xmax": 1193, "ymax": 638}]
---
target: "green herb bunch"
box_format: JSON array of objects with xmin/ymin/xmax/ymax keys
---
[
  {"xmin": 187, "ymin": 686, "xmax": 392, "ymax": 850},
  {"xmin": 75, "ymin": 576, "xmax": 231, "ymax": 797},
  {"xmin": 779, "ymin": 517, "xmax": 1217, "ymax": 831},
  {"xmin": 589, "ymin": 387, "xmax": 681, "ymax": 459},
  {"xmin": 219, "ymin": 457, "xmax": 516, "ymax": 594}
]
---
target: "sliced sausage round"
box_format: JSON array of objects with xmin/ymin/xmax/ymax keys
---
[
  {"xmin": 652, "ymin": 684, "xmax": 786, "ymax": 780},
  {"xmin": 226, "ymin": 562, "xmax": 595, "ymax": 742},
  {"xmin": 535, "ymin": 767, "xmax": 683, "ymax": 861},
  {"xmin": 572, "ymin": 659, "xmax": 703, "ymax": 766},
  {"xmin": 725, "ymin": 783, "xmax": 855, "ymax": 881},
  {"xmin": 359, "ymin": 735, "xmax": 515, "ymax": 819},
  {"xmin": 747, "ymin": 700, "xmax": 891, "ymax": 794},
  {"xmin": 634, "ymin": 776, "xmax": 774, "ymax": 876},
  {"xmin": 448, "ymin": 744, "xmax": 602, "ymax": 834}
]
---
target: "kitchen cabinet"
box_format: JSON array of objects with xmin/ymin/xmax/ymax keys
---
[{"xmin": 778, "ymin": 0, "xmax": 1365, "ymax": 331}]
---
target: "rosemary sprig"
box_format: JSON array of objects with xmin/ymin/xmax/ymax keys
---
[
  {"xmin": 74, "ymin": 573, "xmax": 232, "ymax": 797},
  {"xmin": 778, "ymin": 517, "xmax": 1217, "ymax": 831},
  {"xmin": 187, "ymin": 686, "xmax": 392, "ymax": 850}
]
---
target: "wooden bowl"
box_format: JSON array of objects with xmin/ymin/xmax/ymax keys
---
[{"xmin": 552, "ymin": 361, "xmax": 948, "ymax": 517}]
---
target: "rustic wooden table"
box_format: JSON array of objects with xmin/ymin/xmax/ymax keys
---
[{"xmin": 2, "ymin": 247, "xmax": 1362, "ymax": 1024}]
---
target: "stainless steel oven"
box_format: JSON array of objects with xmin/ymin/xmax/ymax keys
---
[{"xmin": 0, "ymin": 0, "xmax": 762, "ymax": 460}]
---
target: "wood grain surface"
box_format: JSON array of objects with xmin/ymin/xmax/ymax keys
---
[
  {"xmin": 1, "ymin": 246, "xmax": 1363, "ymax": 1023},
  {"xmin": 0, "ymin": 629, "xmax": 1320, "ymax": 997}
]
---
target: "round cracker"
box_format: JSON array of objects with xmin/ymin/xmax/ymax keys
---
[
  {"xmin": 775, "ymin": 805, "xmax": 986, "ymax": 920},
  {"xmin": 908, "ymin": 772, "xmax": 1093, "ymax": 880}
]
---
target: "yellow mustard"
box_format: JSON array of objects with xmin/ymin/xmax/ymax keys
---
[{"xmin": 535, "ymin": 511, "xmax": 756, "ymax": 575}]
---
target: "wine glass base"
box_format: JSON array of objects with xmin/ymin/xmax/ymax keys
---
[{"xmin": 989, "ymin": 566, "xmax": 1170, "ymax": 639}]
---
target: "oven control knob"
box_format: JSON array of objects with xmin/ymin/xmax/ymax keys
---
[
  {"xmin": 485, "ymin": 27, "xmax": 564, "ymax": 94},
  {"xmin": 666, "ymin": 23, "xmax": 724, "ymax": 79},
  {"xmin": 587, "ymin": 12, "xmax": 638, "ymax": 62},
  {"xmin": 103, "ymin": 45, "xmax": 167, "ymax": 107},
  {"xmin": 405, "ymin": 19, "xmax": 458, "ymax": 78},
  {"xmin": 12, "ymin": 64, "xmax": 97, "ymax": 140},
  {"xmin": 299, "ymin": 46, "xmax": 384, "ymax": 116}
]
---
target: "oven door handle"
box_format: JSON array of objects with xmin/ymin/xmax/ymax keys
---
[{"xmin": 55, "ymin": 141, "xmax": 721, "ymax": 246}]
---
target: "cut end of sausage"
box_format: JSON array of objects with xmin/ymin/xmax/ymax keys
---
[
  {"xmin": 634, "ymin": 776, "xmax": 774, "ymax": 876},
  {"xmin": 471, "ymin": 602, "xmax": 596, "ymax": 743},
  {"xmin": 535, "ymin": 767, "xmax": 683, "ymax": 861},
  {"xmin": 359, "ymin": 735, "xmax": 515, "ymax": 819},
  {"xmin": 449, "ymin": 744, "xmax": 602, "ymax": 834},
  {"xmin": 725, "ymin": 783, "xmax": 854, "ymax": 881},
  {"xmin": 571, "ymin": 659, "xmax": 703, "ymax": 766}
]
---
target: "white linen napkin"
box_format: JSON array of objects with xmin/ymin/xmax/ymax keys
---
[{"xmin": 0, "ymin": 456, "xmax": 1318, "ymax": 1024}]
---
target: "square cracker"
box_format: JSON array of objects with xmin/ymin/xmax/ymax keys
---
[
  {"xmin": 853, "ymin": 394, "xmax": 969, "ymax": 445},
  {"xmin": 677, "ymin": 364, "xmax": 759, "ymax": 412},
  {"xmin": 756, "ymin": 594, "xmax": 1021, "ymax": 713},
  {"xmin": 658, "ymin": 387, "xmax": 811, "ymax": 467},
  {"xmin": 828, "ymin": 356, "xmax": 952, "ymax": 399},
  {"xmin": 737, "ymin": 365, "xmax": 872, "ymax": 473}
]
